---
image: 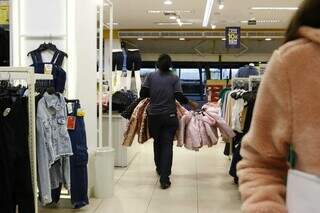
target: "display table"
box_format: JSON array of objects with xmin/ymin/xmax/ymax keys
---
[{"xmin": 102, "ymin": 113, "xmax": 141, "ymax": 167}]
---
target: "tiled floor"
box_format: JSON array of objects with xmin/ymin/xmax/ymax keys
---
[{"xmin": 40, "ymin": 142, "xmax": 242, "ymax": 213}]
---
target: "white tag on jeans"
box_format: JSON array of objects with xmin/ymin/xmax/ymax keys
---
[{"xmin": 287, "ymin": 169, "xmax": 320, "ymax": 213}]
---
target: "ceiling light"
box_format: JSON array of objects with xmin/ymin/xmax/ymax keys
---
[
  {"xmin": 241, "ymin": 20, "xmax": 280, "ymax": 24},
  {"xmin": 137, "ymin": 38, "xmax": 144, "ymax": 41},
  {"xmin": 219, "ymin": 4, "xmax": 224, "ymax": 10},
  {"xmin": 164, "ymin": 0, "xmax": 173, "ymax": 5},
  {"xmin": 179, "ymin": 38, "xmax": 185, "ymax": 41},
  {"xmin": 265, "ymin": 38, "xmax": 272, "ymax": 41},
  {"xmin": 211, "ymin": 24, "xmax": 217, "ymax": 29},
  {"xmin": 105, "ymin": 22, "xmax": 119, "ymax": 26},
  {"xmin": 202, "ymin": 0, "xmax": 215, "ymax": 27},
  {"xmin": 177, "ymin": 18, "xmax": 183, "ymax": 27},
  {"xmin": 156, "ymin": 22, "xmax": 193, "ymax": 26},
  {"xmin": 169, "ymin": 16, "xmax": 177, "ymax": 20},
  {"xmin": 147, "ymin": 10, "xmax": 161, "ymax": 14},
  {"xmin": 251, "ymin": 7, "xmax": 298, "ymax": 10},
  {"xmin": 222, "ymin": 38, "xmax": 226, "ymax": 41}
]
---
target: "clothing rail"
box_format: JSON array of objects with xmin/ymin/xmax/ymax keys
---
[
  {"xmin": 249, "ymin": 76, "xmax": 262, "ymax": 91},
  {"xmin": 0, "ymin": 67, "xmax": 53, "ymax": 213},
  {"xmin": 231, "ymin": 77, "xmax": 249, "ymax": 90}
]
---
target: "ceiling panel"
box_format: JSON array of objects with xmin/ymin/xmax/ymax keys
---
[{"xmin": 107, "ymin": 0, "xmax": 303, "ymax": 29}]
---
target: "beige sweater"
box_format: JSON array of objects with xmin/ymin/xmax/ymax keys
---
[{"xmin": 237, "ymin": 26, "xmax": 320, "ymax": 213}]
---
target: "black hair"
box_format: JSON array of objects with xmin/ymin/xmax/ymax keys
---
[
  {"xmin": 285, "ymin": 0, "xmax": 320, "ymax": 43},
  {"xmin": 157, "ymin": 54, "xmax": 172, "ymax": 73}
]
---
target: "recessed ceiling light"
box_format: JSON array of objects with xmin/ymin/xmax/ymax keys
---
[
  {"xmin": 202, "ymin": 0, "xmax": 215, "ymax": 27},
  {"xmin": 105, "ymin": 22, "xmax": 119, "ymax": 26},
  {"xmin": 219, "ymin": 4, "xmax": 224, "ymax": 10},
  {"xmin": 147, "ymin": 10, "xmax": 193, "ymax": 14},
  {"xmin": 137, "ymin": 38, "xmax": 144, "ymax": 41},
  {"xmin": 241, "ymin": 20, "xmax": 280, "ymax": 24},
  {"xmin": 222, "ymin": 38, "xmax": 226, "ymax": 41},
  {"xmin": 169, "ymin": 16, "xmax": 177, "ymax": 20},
  {"xmin": 265, "ymin": 38, "xmax": 272, "ymax": 41},
  {"xmin": 164, "ymin": 0, "xmax": 173, "ymax": 5},
  {"xmin": 211, "ymin": 24, "xmax": 217, "ymax": 29},
  {"xmin": 177, "ymin": 18, "xmax": 183, "ymax": 26},
  {"xmin": 179, "ymin": 38, "xmax": 185, "ymax": 41},
  {"xmin": 251, "ymin": 7, "xmax": 298, "ymax": 10}
]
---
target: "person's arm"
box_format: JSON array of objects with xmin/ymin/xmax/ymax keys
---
[
  {"xmin": 237, "ymin": 51, "xmax": 292, "ymax": 213},
  {"xmin": 174, "ymin": 77, "xmax": 198, "ymax": 110},
  {"xmin": 139, "ymin": 74, "xmax": 151, "ymax": 98}
]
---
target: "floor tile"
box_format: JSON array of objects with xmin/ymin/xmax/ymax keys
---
[
  {"xmin": 147, "ymin": 199, "xmax": 197, "ymax": 213},
  {"xmin": 95, "ymin": 198, "xmax": 149, "ymax": 213}
]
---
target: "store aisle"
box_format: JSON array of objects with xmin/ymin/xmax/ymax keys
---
[{"xmin": 40, "ymin": 142, "xmax": 241, "ymax": 213}]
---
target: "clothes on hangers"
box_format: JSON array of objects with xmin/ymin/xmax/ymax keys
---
[
  {"xmin": 112, "ymin": 50, "xmax": 142, "ymax": 71},
  {"xmin": 36, "ymin": 92, "xmax": 73, "ymax": 205},
  {"xmin": 236, "ymin": 65, "xmax": 259, "ymax": 78},
  {"xmin": 29, "ymin": 47, "xmax": 67, "ymax": 93},
  {"xmin": 0, "ymin": 88, "xmax": 34, "ymax": 213}
]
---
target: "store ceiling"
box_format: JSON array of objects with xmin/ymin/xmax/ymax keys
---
[
  {"xmin": 124, "ymin": 38, "xmax": 284, "ymax": 54},
  {"xmin": 110, "ymin": 0, "xmax": 303, "ymax": 30}
]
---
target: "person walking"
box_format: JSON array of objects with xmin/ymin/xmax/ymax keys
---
[{"xmin": 140, "ymin": 54, "xmax": 197, "ymax": 189}]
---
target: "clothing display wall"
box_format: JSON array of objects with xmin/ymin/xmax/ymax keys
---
[{"xmin": 0, "ymin": 27, "xmax": 9, "ymax": 66}]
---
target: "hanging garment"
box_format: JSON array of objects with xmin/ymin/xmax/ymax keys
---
[
  {"xmin": 112, "ymin": 89, "xmax": 138, "ymax": 113},
  {"xmin": 0, "ymin": 96, "xmax": 34, "ymax": 213},
  {"xmin": 37, "ymin": 92, "xmax": 73, "ymax": 205},
  {"xmin": 122, "ymin": 99, "xmax": 187, "ymax": 147},
  {"xmin": 179, "ymin": 105, "xmax": 235, "ymax": 151},
  {"xmin": 30, "ymin": 49, "xmax": 67, "ymax": 93},
  {"xmin": 236, "ymin": 65, "xmax": 259, "ymax": 78}
]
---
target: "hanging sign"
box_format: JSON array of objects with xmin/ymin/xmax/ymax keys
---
[
  {"xmin": 0, "ymin": 2, "xmax": 9, "ymax": 25},
  {"xmin": 225, "ymin": 27, "xmax": 241, "ymax": 48}
]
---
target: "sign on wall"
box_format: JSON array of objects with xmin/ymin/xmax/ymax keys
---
[
  {"xmin": 225, "ymin": 27, "xmax": 241, "ymax": 48},
  {"xmin": 0, "ymin": 2, "xmax": 9, "ymax": 25}
]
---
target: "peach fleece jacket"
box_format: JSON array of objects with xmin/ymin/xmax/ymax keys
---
[{"xmin": 237, "ymin": 26, "xmax": 320, "ymax": 213}]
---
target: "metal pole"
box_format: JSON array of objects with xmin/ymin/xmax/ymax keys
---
[
  {"xmin": 98, "ymin": 2, "xmax": 104, "ymax": 148},
  {"xmin": 108, "ymin": 2, "xmax": 113, "ymax": 148}
]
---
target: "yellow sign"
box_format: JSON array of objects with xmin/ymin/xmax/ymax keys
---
[{"xmin": 0, "ymin": 3, "xmax": 9, "ymax": 25}]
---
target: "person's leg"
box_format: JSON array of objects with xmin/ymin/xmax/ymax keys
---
[
  {"xmin": 148, "ymin": 115, "xmax": 162, "ymax": 175},
  {"xmin": 159, "ymin": 115, "xmax": 179, "ymax": 186}
]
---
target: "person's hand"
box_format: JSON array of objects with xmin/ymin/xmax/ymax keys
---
[{"xmin": 189, "ymin": 101, "xmax": 199, "ymax": 111}]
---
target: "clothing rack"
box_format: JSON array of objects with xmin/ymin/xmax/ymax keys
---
[
  {"xmin": 249, "ymin": 76, "xmax": 262, "ymax": 91},
  {"xmin": 0, "ymin": 67, "xmax": 53, "ymax": 213},
  {"xmin": 232, "ymin": 77, "xmax": 249, "ymax": 90}
]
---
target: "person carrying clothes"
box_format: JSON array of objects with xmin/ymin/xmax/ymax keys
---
[{"xmin": 140, "ymin": 54, "xmax": 198, "ymax": 189}]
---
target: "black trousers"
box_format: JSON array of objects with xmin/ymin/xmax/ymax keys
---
[
  {"xmin": 0, "ymin": 97, "xmax": 34, "ymax": 213},
  {"xmin": 148, "ymin": 113, "xmax": 178, "ymax": 184}
]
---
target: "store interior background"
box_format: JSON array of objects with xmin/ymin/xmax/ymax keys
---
[{"xmin": 0, "ymin": 0, "xmax": 302, "ymax": 212}]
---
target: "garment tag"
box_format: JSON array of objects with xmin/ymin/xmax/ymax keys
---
[
  {"xmin": 77, "ymin": 108, "xmax": 85, "ymax": 117},
  {"xmin": 3, "ymin": 108, "xmax": 11, "ymax": 117},
  {"xmin": 67, "ymin": 116, "xmax": 76, "ymax": 130},
  {"xmin": 67, "ymin": 103, "xmax": 73, "ymax": 114},
  {"xmin": 287, "ymin": 169, "xmax": 320, "ymax": 213},
  {"xmin": 44, "ymin": 64, "xmax": 53, "ymax": 74}
]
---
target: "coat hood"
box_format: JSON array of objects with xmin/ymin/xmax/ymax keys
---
[{"xmin": 299, "ymin": 26, "xmax": 320, "ymax": 44}]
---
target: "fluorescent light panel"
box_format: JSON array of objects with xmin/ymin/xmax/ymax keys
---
[
  {"xmin": 148, "ymin": 10, "xmax": 193, "ymax": 14},
  {"xmin": 156, "ymin": 22, "xmax": 193, "ymax": 26},
  {"xmin": 252, "ymin": 7, "xmax": 298, "ymax": 10},
  {"xmin": 202, "ymin": 0, "xmax": 215, "ymax": 27},
  {"xmin": 241, "ymin": 20, "xmax": 281, "ymax": 23},
  {"xmin": 164, "ymin": 0, "xmax": 173, "ymax": 5}
]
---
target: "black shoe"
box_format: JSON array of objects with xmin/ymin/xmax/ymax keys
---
[{"xmin": 160, "ymin": 181, "xmax": 171, "ymax": 190}]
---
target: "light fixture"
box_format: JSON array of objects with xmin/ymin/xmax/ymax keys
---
[
  {"xmin": 202, "ymin": 0, "xmax": 215, "ymax": 27},
  {"xmin": 169, "ymin": 16, "xmax": 177, "ymax": 20},
  {"xmin": 179, "ymin": 38, "xmax": 185, "ymax": 41},
  {"xmin": 105, "ymin": 22, "xmax": 119, "ymax": 26},
  {"xmin": 147, "ymin": 10, "xmax": 161, "ymax": 14},
  {"xmin": 251, "ymin": 7, "xmax": 298, "ymax": 10},
  {"xmin": 241, "ymin": 20, "xmax": 280, "ymax": 24},
  {"xmin": 147, "ymin": 10, "xmax": 193, "ymax": 14},
  {"xmin": 164, "ymin": 0, "xmax": 173, "ymax": 5},
  {"xmin": 177, "ymin": 18, "xmax": 183, "ymax": 26},
  {"xmin": 137, "ymin": 38, "xmax": 144, "ymax": 41},
  {"xmin": 211, "ymin": 24, "xmax": 217, "ymax": 29},
  {"xmin": 156, "ymin": 22, "xmax": 193, "ymax": 26},
  {"xmin": 219, "ymin": 4, "xmax": 224, "ymax": 10},
  {"xmin": 265, "ymin": 38, "xmax": 272, "ymax": 41},
  {"xmin": 222, "ymin": 37, "xmax": 226, "ymax": 41}
]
